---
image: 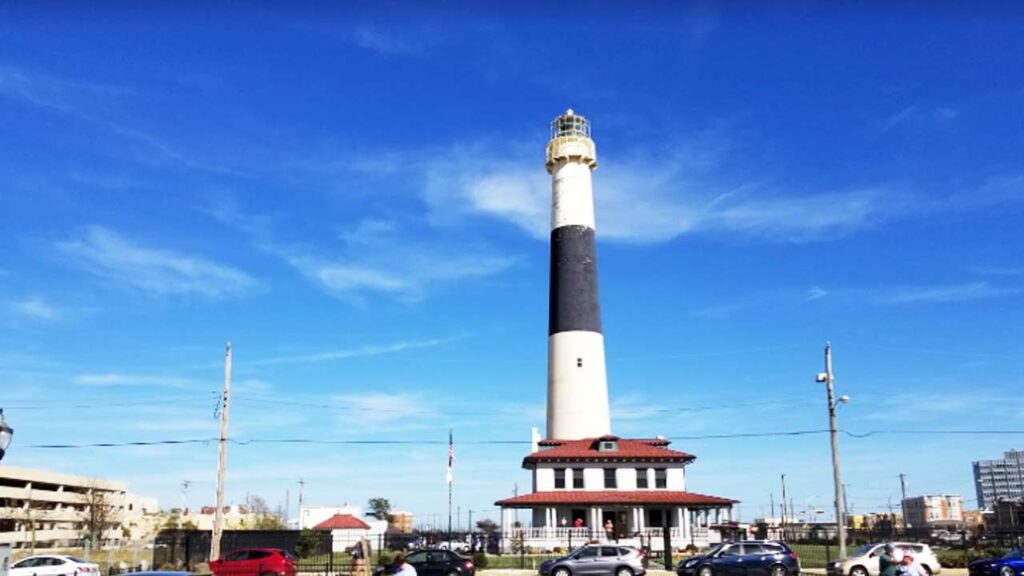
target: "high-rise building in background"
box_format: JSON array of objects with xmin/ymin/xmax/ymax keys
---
[
  {"xmin": 901, "ymin": 495, "xmax": 964, "ymax": 531},
  {"xmin": 973, "ymin": 449, "xmax": 1024, "ymax": 509}
]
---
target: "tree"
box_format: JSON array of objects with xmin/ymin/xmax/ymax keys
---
[
  {"xmin": 80, "ymin": 482, "xmax": 120, "ymax": 547},
  {"xmin": 475, "ymin": 518, "xmax": 498, "ymax": 533},
  {"xmin": 244, "ymin": 495, "xmax": 285, "ymax": 529},
  {"xmin": 367, "ymin": 498, "xmax": 392, "ymax": 521},
  {"xmin": 1, "ymin": 492, "xmax": 39, "ymax": 553}
]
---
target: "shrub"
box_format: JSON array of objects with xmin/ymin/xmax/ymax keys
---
[{"xmin": 472, "ymin": 553, "xmax": 488, "ymax": 569}]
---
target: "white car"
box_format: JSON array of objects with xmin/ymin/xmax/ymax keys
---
[
  {"xmin": 827, "ymin": 543, "xmax": 942, "ymax": 576},
  {"xmin": 433, "ymin": 540, "xmax": 471, "ymax": 553},
  {"xmin": 10, "ymin": 556, "xmax": 100, "ymax": 576}
]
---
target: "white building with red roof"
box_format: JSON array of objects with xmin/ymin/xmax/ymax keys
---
[
  {"xmin": 493, "ymin": 111, "xmax": 739, "ymax": 552},
  {"xmin": 495, "ymin": 434, "xmax": 737, "ymax": 551}
]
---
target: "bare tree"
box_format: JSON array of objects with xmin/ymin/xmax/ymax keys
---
[
  {"xmin": 1, "ymin": 491, "xmax": 39, "ymax": 553},
  {"xmin": 244, "ymin": 495, "xmax": 284, "ymax": 530},
  {"xmin": 80, "ymin": 482, "xmax": 121, "ymax": 547}
]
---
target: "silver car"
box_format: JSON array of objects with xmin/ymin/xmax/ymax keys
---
[{"xmin": 540, "ymin": 545, "xmax": 647, "ymax": 576}]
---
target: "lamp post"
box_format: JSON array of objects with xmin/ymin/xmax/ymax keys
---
[
  {"xmin": 0, "ymin": 408, "xmax": 13, "ymax": 461},
  {"xmin": 817, "ymin": 342, "xmax": 848, "ymax": 559}
]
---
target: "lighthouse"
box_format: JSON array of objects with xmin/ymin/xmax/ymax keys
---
[{"xmin": 545, "ymin": 109, "xmax": 611, "ymax": 440}]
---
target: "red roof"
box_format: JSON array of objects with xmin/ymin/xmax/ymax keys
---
[
  {"xmin": 495, "ymin": 490, "xmax": 738, "ymax": 506},
  {"xmin": 524, "ymin": 436, "xmax": 695, "ymax": 467},
  {"xmin": 313, "ymin": 514, "xmax": 371, "ymax": 530}
]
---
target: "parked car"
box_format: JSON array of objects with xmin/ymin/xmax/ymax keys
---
[
  {"xmin": 433, "ymin": 541, "xmax": 471, "ymax": 553},
  {"xmin": 209, "ymin": 548, "xmax": 296, "ymax": 576},
  {"xmin": 540, "ymin": 544, "xmax": 646, "ymax": 576},
  {"xmin": 677, "ymin": 540, "xmax": 799, "ymax": 576},
  {"xmin": 374, "ymin": 550, "xmax": 475, "ymax": 576},
  {"xmin": 968, "ymin": 549, "xmax": 1024, "ymax": 576},
  {"xmin": 826, "ymin": 543, "xmax": 942, "ymax": 576},
  {"xmin": 10, "ymin": 555, "xmax": 100, "ymax": 576}
]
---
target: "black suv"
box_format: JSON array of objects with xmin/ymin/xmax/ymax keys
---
[
  {"xmin": 375, "ymin": 550, "xmax": 475, "ymax": 576},
  {"xmin": 677, "ymin": 541, "xmax": 800, "ymax": 576}
]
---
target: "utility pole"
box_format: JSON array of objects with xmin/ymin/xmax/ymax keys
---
[
  {"xmin": 180, "ymin": 480, "xmax": 192, "ymax": 529},
  {"xmin": 298, "ymin": 478, "xmax": 305, "ymax": 528},
  {"xmin": 819, "ymin": 342, "xmax": 847, "ymax": 558},
  {"xmin": 899, "ymin": 473, "xmax": 909, "ymax": 534},
  {"xmin": 211, "ymin": 342, "xmax": 232, "ymax": 561},
  {"xmin": 780, "ymin": 475, "xmax": 788, "ymax": 540},
  {"xmin": 842, "ymin": 484, "xmax": 850, "ymax": 518}
]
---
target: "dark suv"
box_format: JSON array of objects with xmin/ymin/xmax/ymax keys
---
[
  {"xmin": 374, "ymin": 550, "xmax": 475, "ymax": 576},
  {"xmin": 677, "ymin": 541, "xmax": 800, "ymax": 576}
]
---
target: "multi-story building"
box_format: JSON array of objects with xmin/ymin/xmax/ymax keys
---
[
  {"xmin": 974, "ymin": 450, "xmax": 1024, "ymax": 509},
  {"xmin": 0, "ymin": 464, "xmax": 155, "ymax": 548},
  {"xmin": 901, "ymin": 495, "xmax": 964, "ymax": 531}
]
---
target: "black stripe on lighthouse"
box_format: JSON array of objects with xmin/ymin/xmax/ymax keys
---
[{"xmin": 549, "ymin": 225, "xmax": 602, "ymax": 335}]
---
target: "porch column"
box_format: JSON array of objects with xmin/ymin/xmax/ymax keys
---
[
  {"xmin": 725, "ymin": 507, "xmax": 732, "ymax": 522},
  {"xmin": 681, "ymin": 507, "xmax": 691, "ymax": 542}
]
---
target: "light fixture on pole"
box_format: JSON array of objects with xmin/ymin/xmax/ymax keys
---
[
  {"xmin": 0, "ymin": 408, "xmax": 13, "ymax": 461},
  {"xmin": 817, "ymin": 341, "xmax": 848, "ymax": 559}
]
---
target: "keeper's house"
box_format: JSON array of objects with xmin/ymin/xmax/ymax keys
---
[{"xmin": 496, "ymin": 435, "xmax": 738, "ymax": 551}]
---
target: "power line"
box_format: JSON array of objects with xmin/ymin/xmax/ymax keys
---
[{"xmin": 21, "ymin": 427, "xmax": 1024, "ymax": 450}]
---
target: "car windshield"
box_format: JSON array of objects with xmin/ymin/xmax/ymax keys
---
[
  {"xmin": 851, "ymin": 545, "xmax": 876, "ymax": 557},
  {"xmin": 1003, "ymin": 550, "xmax": 1024, "ymax": 560},
  {"xmin": 706, "ymin": 543, "xmax": 727, "ymax": 556}
]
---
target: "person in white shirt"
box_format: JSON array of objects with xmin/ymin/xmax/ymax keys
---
[
  {"xmin": 899, "ymin": 553, "xmax": 927, "ymax": 576},
  {"xmin": 391, "ymin": 554, "xmax": 417, "ymax": 576}
]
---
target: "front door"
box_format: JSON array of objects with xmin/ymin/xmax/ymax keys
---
[
  {"xmin": 713, "ymin": 543, "xmax": 744, "ymax": 576},
  {"xmin": 573, "ymin": 546, "xmax": 602, "ymax": 575}
]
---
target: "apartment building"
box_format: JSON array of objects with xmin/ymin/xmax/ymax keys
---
[
  {"xmin": 902, "ymin": 495, "xmax": 964, "ymax": 531},
  {"xmin": 974, "ymin": 449, "xmax": 1024, "ymax": 509}
]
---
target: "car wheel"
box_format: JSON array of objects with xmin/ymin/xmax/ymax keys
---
[
  {"xmin": 616, "ymin": 567, "xmax": 633, "ymax": 576},
  {"xmin": 446, "ymin": 571, "xmax": 460, "ymax": 576},
  {"xmin": 770, "ymin": 565, "xmax": 787, "ymax": 576},
  {"xmin": 850, "ymin": 567, "xmax": 868, "ymax": 576},
  {"xmin": 999, "ymin": 567, "xmax": 1013, "ymax": 576},
  {"xmin": 555, "ymin": 567, "xmax": 572, "ymax": 576},
  {"xmin": 921, "ymin": 566, "xmax": 932, "ymax": 576},
  {"xmin": 699, "ymin": 566, "xmax": 713, "ymax": 576}
]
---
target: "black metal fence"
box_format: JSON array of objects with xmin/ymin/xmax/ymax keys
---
[{"xmin": 153, "ymin": 530, "xmax": 350, "ymax": 573}]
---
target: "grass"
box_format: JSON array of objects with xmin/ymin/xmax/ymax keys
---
[{"xmin": 11, "ymin": 546, "xmax": 149, "ymax": 572}]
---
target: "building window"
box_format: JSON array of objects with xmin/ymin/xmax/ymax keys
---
[
  {"xmin": 637, "ymin": 469, "xmax": 648, "ymax": 489},
  {"xmin": 573, "ymin": 469, "xmax": 584, "ymax": 489},
  {"xmin": 604, "ymin": 468, "xmax": 617, "ymax": 489},
  {"xmin": 655, "ymin": 468, "xmax": 667, "ymax": 489},
  {"xmin": 554, "ymin": 468, "xmax": 566, "ymax": 489}
]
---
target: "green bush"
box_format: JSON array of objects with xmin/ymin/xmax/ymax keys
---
[{"xmin": 472, "ymin": 553, "xmax": 488, "ymax": 569}]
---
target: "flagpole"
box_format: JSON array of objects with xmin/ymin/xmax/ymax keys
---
[{"xmin": 447, "ymin": 427, "xmax": 453, "ymax": 544}]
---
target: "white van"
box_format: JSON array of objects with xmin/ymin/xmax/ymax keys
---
[{"xmin": 826, "ymin": 543, "xmax": 942, "ymax": 576}]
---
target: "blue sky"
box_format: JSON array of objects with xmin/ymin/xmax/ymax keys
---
[{"xmin": 2, "ymin": 2, "xmax": 1023, "ymax": 527}]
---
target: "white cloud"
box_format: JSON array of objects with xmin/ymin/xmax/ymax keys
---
[
  {"xmin": 804, "ymin": 286, "xmax": 828, "ymax": 301},
  {"xmin": 877, "ymin": 282, "xmax": 1019, "ymax": 304},
  {"xmin": 422, "ymin": 145, "xmax": 894, "ymax": 244},
  {"xmin": 73, "ymin": 373, "xmax": 198, "ymax": 388},
  {"xmin": 9, "ymin": 296, "xmax": 60, "ymax": 321},
  {"xmin": 251, "ymin": 338, "xmax": 454, "ymax": 366},
  {"xmin": 57, "ymin": 226, "xmax": 257, "ymax": 297}
]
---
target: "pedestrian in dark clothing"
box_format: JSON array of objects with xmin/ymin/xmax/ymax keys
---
[{"xmin": 880, "ymin": 544, "xmax": 900, "ymax": 576}]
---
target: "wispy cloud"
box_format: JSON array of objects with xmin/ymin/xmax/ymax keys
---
[
  {"xmin": 422, "ymin": 143, "xmax": 895, "ymax": 244},
  {"xmin": 56, "ymin": 226, "xmax": 257, "ymax": 297},
  {"xmin": 349, "ymin": 25, "xmax": 424, "ymax": 56},
  {"xmin": 804, "ymin": 286, "xmax": 828, "ymax": 302},
  {"xmin": 329, "ymin": 392, "xmax": 437, "ymax": 429},
  {"xmin": 878, "ymin": 104, "xmax": 958, "ymax": 132},
  {"xmin": 208, "ymin": 199, "xmax": 518, "ymax": 301},
  {"xmin": 8, "ymin": 296, "xmax": 60, "ymax": 321},
  {"xmin": 74, "ymin": 373, "xmax": 198, "ymax": 388},
  {"xmin": 876, "ymin": 282, "xmax": 1019, "ymax": 304},
  {"xmin": 251, "ymin": 338, "xmax": 455, "ymax": 366}
]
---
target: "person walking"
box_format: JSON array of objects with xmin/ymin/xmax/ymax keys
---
[{"xmin": 880, "ymin": 544, "xmax": 900, "ymax": 576}]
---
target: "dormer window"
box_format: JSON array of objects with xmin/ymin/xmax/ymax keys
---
[{"xmin": 598, "ymin": 440, "xmax": 618, "ymax": 452}]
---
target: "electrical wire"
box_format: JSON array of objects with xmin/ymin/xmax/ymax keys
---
[{"xmin": 21, "ymin": 427, "xmax": 1024, "ymax": 449}]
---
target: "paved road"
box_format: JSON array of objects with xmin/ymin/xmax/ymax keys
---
[{"xmin": 478, "ymin": 570, "xmax": 970, "ymax": 576}]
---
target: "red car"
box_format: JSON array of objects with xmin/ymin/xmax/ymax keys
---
[{"xmin": 210, "ymin": 549, "xmax": 297, "ymax": 576}]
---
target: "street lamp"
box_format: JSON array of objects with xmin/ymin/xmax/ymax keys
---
[
  {"xmin": 818, "ymin": 342, "xmax": 848, "ymax": 559},
  {"xmin": 0, "ymin": 408, "xmax": 13, "ymax": 461}
]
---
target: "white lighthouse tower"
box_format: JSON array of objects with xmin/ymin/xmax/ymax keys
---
[{"xmin": 545, "ymin": 109, "xmax": 612, "ymax": 440}]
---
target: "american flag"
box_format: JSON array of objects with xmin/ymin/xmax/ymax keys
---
[{"xmin": 446, "ymin": 428, "xmax": 455, "ymax": 485}]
